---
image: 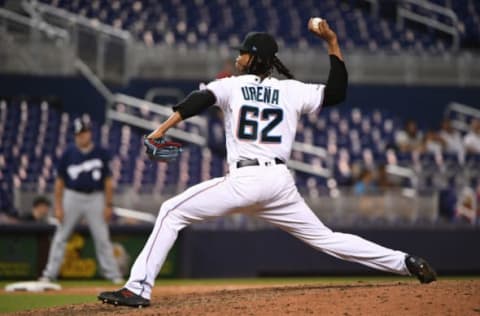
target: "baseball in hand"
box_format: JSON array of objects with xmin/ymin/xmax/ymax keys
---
[{"xmin": 311, "ymin": 17, "xmax": 324, "ymax": 30}]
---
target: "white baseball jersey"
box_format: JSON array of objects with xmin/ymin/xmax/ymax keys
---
[
  {"xmin": 125, "ymin": 74, "xmax": 410, "ymax": 299},
  {"xmin": 206, "ymin": 75, "xmax": 325, "ymax": 164}
]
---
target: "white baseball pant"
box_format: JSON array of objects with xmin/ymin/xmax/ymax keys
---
[{"xmin": 125, "ymin": 162, "xmax": 409, "ymax": 299}]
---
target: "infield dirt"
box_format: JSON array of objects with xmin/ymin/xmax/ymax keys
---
[{"xmin": 6, "ymin": 279, "xmax": 480, "ymax": 315}]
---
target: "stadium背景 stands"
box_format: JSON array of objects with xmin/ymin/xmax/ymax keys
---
[
  {"xmin": 0, "ymin": 98, "xmax": 227, "ymax": 198},
  {"xmin": 36, "ymin": 0, "xmax": 480, "ymax": 53},
  {"xmin": 2, "ymin": 97, "xmax": 479, "ymax": 196}
]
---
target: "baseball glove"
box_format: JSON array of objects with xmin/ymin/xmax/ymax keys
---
[{"xmin": 143, "ymin": 136, "xmax": 183, "ymax": 162}]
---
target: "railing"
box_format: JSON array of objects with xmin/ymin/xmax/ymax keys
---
[
  {"xmin": 132, "ymin": 45, "xmax": 480, "ymax": 86},
  {"xmin": 298, "ymin": 187, "xmax": 438, "ymax": 225},
  {"xmin": 75, "ymin": 58, "xmax": 207, "ymax": 145},
  {"xmin": 445, "ymin": 102, "xmax": 480, "ymax": 132},
  {"xmin": 0, "ymin": 8, "xmax": 69, "ymax": 41},
  {"xmin": 22, "ymin": 0, "xmax": 132, "ymax": 83},
  {"xmin": 397, "ymin": 0, "xmax": 460, "ymax": 50},
  {"xmin": 0, "ymin": 1, "xmax": 478, "ymax": 85},
  {"xmin": 386, "ymin": 163, "xmax": 419, "ymax": 193},
  {"xmin": 23, "ymin": 0, "xmax": 129, "ymax": 40},
  {"xmin": 0, "ymin": 8, "xmax": 72, "ymax": 74}
]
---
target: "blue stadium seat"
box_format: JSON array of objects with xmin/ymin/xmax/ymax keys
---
[{"xmin": 38, "ymin": 0, "xmax": 479, "ymax": 51}]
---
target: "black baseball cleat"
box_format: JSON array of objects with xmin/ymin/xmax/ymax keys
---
[
  {"xmin": 405, "ymin": 255, "xmax": 437, "ymax": 284},
  {"xmin": 98, "ymin": 288, "xmax": 150, "ymax": 308}
]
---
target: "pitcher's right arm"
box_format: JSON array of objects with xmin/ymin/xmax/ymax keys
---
[{"xmin": 308, "ymin": 18, "xmax": 348, "ymax": 107}]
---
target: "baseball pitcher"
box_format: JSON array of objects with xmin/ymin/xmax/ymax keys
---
[{"xmin": 99, "ymin": 18, "xmax": 436, "ymax": 308}]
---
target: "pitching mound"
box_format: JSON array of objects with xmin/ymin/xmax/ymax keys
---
[{"xmin": 9, "ymin": 280, "xmax": 480, "ymax": 315}]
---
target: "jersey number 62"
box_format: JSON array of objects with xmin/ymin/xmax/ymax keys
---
[{"xmin": 237, "ymin": 105, "xmax": 283, "ymax": 143}]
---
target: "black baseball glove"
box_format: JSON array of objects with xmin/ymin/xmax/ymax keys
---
[{"xmin": 143, "ymin": 136, "xmax": 183, "ymax": 162}]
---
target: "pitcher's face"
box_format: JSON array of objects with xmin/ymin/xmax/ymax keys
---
[{"xmin": 235, "ymin": 52, "xmax": 252, "ymax": 74}]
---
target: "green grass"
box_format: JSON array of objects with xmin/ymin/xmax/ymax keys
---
[
  {"xmin": 0, "ymin": 294, "xmax": 95, "ymax": 313},
  {"xmin": 0, "ymin": 276, "xmax": 478, "ymax": 313}
]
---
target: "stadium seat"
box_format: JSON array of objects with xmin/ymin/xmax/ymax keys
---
[{"xmin": 37, "ymin": 0, "xmax": 479, "ymax": 52}]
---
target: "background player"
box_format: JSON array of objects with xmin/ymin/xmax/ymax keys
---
[
  {"xmin": 39, "ymin": 117, "xmax": 123, "ymax": 284},
  {"xmin": 22, "ymin": 196, "xmax": 52, "ymax": 223},
  {"xmin": 99, "ymin": 18, "xmax": 436, "ymax": 307}
]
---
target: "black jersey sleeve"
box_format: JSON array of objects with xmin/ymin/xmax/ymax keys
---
[
  {"xmin": 173, "ymin": 90, "xmax": 217, "ymax": 120},
  {"xmin": 322, "ymin": 55, "xmax": 348, "ymax": 107}
]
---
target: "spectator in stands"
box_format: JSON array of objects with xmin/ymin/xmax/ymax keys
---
[
  {"xmin": 335, "ymin": 149, "xmax": 354, "ymax": 186},
  {"xmin": 455, "ymin": 186, "xmax": 477, "ymax": 225},
  {"xmin": 354, "ymin": 169, "xmax": 377, "ymax": 195},
  {"xmin": 422, "ymin": 129, "xmax": 445, "ymax": 155},
  {"xmin": 439, "ymin": 119, "xmax": 464, "ymax": 155},
  {"xmin": 395, "ymin": 119, "xmax": 423, "ymax": 153},
  {"xmin": 19, "ymin": 196, "xmax": 51, "ymax": 223},
  {"xmin": 376, "ymin": 164, "xmax": 394, "ymax": 190},
  {"xmin": 464, "ymin": 118, "xmax": 480, "ymax": 154}
]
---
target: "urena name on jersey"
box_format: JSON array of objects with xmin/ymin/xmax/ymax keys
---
[{"xmin": 241, "ymin": 86, "xmax": 280, "ymax": 105}]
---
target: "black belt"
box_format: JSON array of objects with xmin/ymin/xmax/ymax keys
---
[
  {"xmin": 236, "ymin": 158, "xmax": 285, "ymax": 168},
  {"xmin": 70, "ymin": 188, "xmax": 101, "ymax": 194}
]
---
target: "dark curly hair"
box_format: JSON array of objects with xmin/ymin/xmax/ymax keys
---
[{"xmin": 247, "ymin": 55, "xmax": 294, "ymax": 79}]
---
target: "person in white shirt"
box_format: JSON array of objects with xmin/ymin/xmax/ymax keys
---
[
  {"xmin": 439, "ymin": 119, "xmax": 464, "ymax": 155},
  {"xmin": 455, "ymin": 186, "xmax": 477, "ymax": 225},
  {"xmin": 395, "ymin": 120, "xmax": 423, "ymax": 153},
  {"xmin": 422, "ymin": 130, "xmax": 445, "ymax": 155},
  {"xmin": 464, "ymin": 119, "xmax": 480, "ymax": 154}
]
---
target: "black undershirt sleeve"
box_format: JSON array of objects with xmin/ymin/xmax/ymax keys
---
[
  {"xmin": 322, "ymin": 55, "xmax": 348, "ymax": 107},
  {"xmin": 172, "ymin": 89, "xmax": 217, "ymax": 119}
]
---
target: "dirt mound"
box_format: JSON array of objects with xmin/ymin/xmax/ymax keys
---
[{"xmin": 9, "ymin": 280, "xmax": 480, "ymax": 316}]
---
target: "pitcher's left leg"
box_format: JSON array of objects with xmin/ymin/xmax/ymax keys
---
[
  {"xmin": 258, "ymin": 200, "xmax": 409, "ymax": 275},
  {"xmin": 124, "ymin": 176, "xmax": 241, "ymax": 299}
]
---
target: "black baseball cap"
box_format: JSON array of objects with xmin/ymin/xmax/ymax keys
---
[
  {"xmin": 73, "ymin": 117, "xmax": 91, "ymax": 134},
  {"xmin": 234, "ymin": 32, "xmax": 278, "ymax": 58}
]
